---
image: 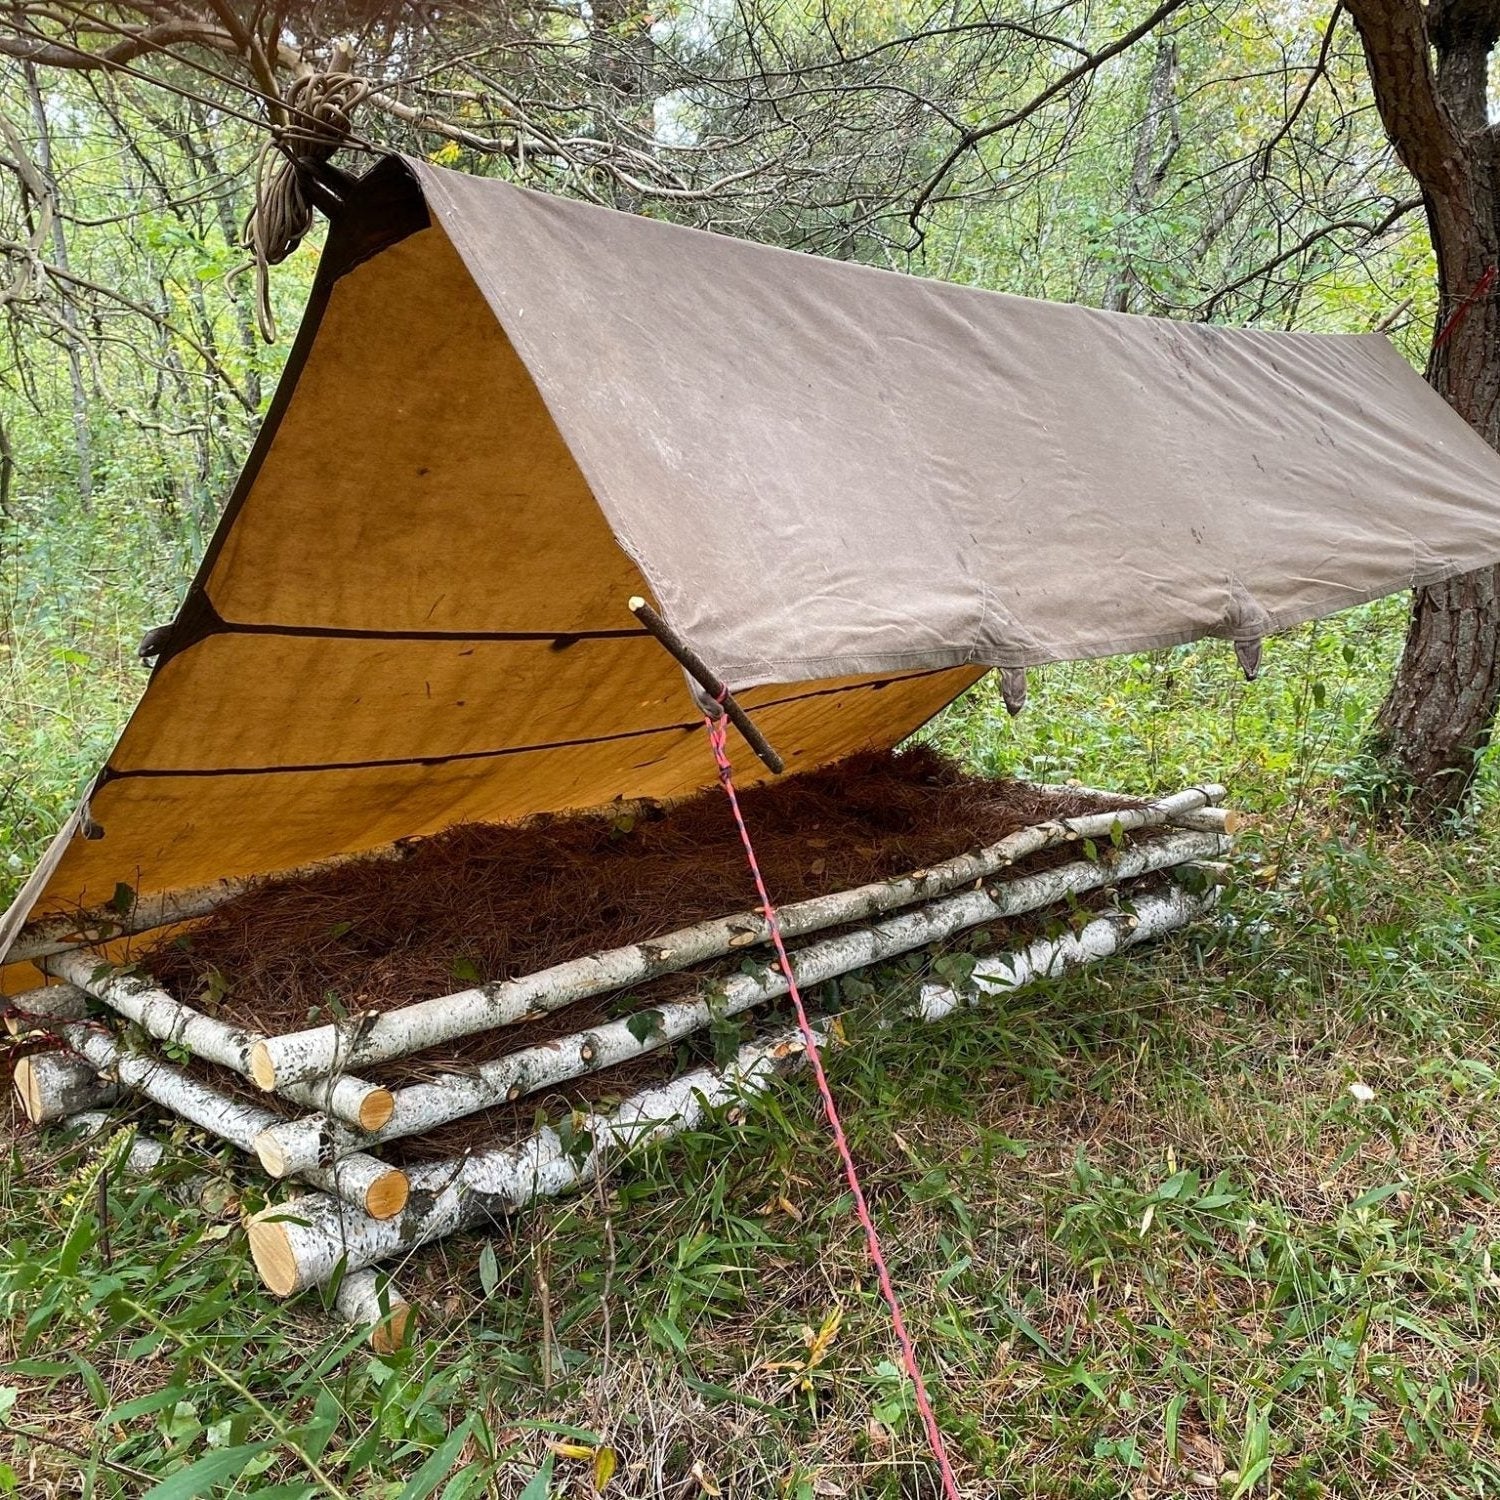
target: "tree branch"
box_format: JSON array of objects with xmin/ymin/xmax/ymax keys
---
[{"xmin": 907, "ymin": 0, "xmax": 1193, "ymax": 236}]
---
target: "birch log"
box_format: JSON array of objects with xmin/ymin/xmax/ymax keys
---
[
  {"xmin": 334, "ymin": 1270, "xmax": 415, "ymax": 1353},
  {"xmin": 56, "ymin": 1111, "xmax": 410, "ymax": 1347},
  {"xmin": 249, "ymin": 1028, "xmax": 815, "ymax": 1295},
  {"xmin": 53, "ymin": 1023, "xmax": 408, "ymax": 1219},
  {"xmin": 251, "ymin": 786, "xmax": 1227, "ymax": 1089},
  {"xmin": 248, "ymin": 881, "xmax": 1212, "ymax": 1294},
  {"xmin": 42, "ymin": 951, "xmax": 393, "ymax": 1131},
  {"xmin": 14, "ymin": 1050, "xmax": 121, "ymax": 1123},
  {"xmin": 911, "ymin": 880, "xmax": 1215, "ymax": 1022},
  {"xmin": 3, "ymin": 981, "xmax": 88, "ymax": 1036},
  {"xmin": 6, "ymin": 835, "xmax": 429, "ymax": 968},
  {"xmin": 254, "ymin": 829, "xmax": 1224, "ymax": 1176},
  {"xmin": 61, "ymin": 1111, "xmax": 228, "ymax": 1211}
]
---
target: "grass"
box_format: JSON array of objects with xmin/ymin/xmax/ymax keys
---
[{"xmin": 4, "ymin": 552, "xmax": 1500, "ymax": 1495}]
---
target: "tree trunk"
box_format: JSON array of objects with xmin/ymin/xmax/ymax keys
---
[
  {"xmin": 22, "ymin": 63, "xmax": 93, "ymax": 509},
  {"xmin": 1353, "ymin": 0, "xmax": 1500, "ymax": 817}
]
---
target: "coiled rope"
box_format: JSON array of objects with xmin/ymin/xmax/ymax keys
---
[{"xmin": 243, "ymin": 70, "xmax": 370, "ymax": 342}]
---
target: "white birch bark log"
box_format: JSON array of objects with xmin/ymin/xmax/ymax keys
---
[
  {"xmin": 6, "ymin": 881, "xmax": 256, "ymax": 966},
  {"xmin": 6, "ymin": 837, "xmax": 427, "ymax": 968},
  {"xmin": 249, "ymin": 1028, "xmax": 816, "ymax": 1295},
  {"xmin": 255, "ymin": 830, "xmax": 1223, "ymax": 1176},
  {"xmin": 13, "ymin": 1050, "xmax": 121, "ymax": 1123},
  {"xmin": 3, "ymin": 981, "xmax": 88, "ymax": 1036},
  {"xmin": 53, "ymin": 1023, "xmax": 408, "ymax": 1219},
  {"xmin": 911, "ymin": 880, "xmax": 1216, "ymax": 1022},
  {"xmin": 42, "ymin": 951, "xmax": 393, "ymax": 1131},
  {"xmin": 248, "ymin": 881, "xmax": 1212, "ymax": 1294},
  {"xmin": 333, "ymin": 1270, "xmax": 415, "ymax": 1353},
  {"xmin": 252, "ymin": 787, "xmax": 1227, "ymax": 1088}
]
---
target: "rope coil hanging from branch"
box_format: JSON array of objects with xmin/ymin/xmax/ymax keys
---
[{"xmin": 244, "ymin": 70, "xmax": 370, "ymax": 343}]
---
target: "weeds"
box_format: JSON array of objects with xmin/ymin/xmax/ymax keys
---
[{"xmin": 4, "ymin": 576, "xmax": 1500, "ymax": 1493}]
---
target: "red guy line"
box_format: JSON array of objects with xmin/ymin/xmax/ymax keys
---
[{"xmin": 703, "ymin": 710, "xmax": 963, "ymax": 1500}]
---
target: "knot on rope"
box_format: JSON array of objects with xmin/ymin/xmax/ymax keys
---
[{"xmin": 244, "ymin": 70, "xmax": 370, "ymax": 342}]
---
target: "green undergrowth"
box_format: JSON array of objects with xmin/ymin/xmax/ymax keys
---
[{"xmin": 4, "ymin": 597, "xmax": 1500, "ymax": 1495}]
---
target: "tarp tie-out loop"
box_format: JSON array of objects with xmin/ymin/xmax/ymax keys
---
[
  {"xmin": 243, "ymin": 70, "xmax": 371, "ymax": 343},
  {"xmin": 702, "ymin": 709, "xmax": 963, "ymax": 1499}
]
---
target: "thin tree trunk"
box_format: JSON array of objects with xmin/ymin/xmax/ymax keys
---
[
  {"xmin": 1353, "ymin": 0, "xmax": 1500, "ymax": 817},
  {"xmin": 22, "ymin": 63, "xmax": 93, "ymax": 509}
]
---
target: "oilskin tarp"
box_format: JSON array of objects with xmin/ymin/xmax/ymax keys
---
[{"xmin": 6, "ymin": 153, "xmax": 1500, "ymax": 984}]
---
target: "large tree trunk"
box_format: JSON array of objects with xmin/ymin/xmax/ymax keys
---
[{"xmin": 1352, "ymin": 0, "xmax": 1500, "ymax": 817}]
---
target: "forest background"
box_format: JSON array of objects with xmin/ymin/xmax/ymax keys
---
[{"xmin": 4, "ymin": 3, "xmax": 1500, "ymax": 1496}]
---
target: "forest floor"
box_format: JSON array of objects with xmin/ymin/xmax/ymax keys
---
[{"xmin": 3, "ymin": 589, "xmax": 1500, "ymax": 1497}]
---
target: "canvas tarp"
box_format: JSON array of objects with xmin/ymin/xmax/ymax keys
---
[{"xmin": 6, "ymin": 152, "xmax": 1500, "ymax": 985}]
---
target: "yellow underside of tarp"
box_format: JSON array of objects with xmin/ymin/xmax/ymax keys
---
[{"xmin": 2, "ymin": 216, "xmax": 977, "ymax": 987}]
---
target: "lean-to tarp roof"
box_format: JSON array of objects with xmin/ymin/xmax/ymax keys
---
[{"xmin": 6, "ymin": 153, "xmax": 1500, "ymax": 985}]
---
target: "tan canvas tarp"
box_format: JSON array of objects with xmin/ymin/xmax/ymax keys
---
[{"xmin": 6, "ymin": 152, "xmax": 1500, "ymax": 983}]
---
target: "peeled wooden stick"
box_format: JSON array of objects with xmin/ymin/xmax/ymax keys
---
[
  {"xmin": 254, "ymin": 829, "xmax": 1224, "ymax": 1176},
  {"xmin": 629, "ymin": 596, "xmax": 785, "ymax": 775},
  {"xmin": 41, "ymin": 952, "xmax": 393, "ymax": 1131},
  {"xmin": 251, "ymin": 784, "xmax": 1228, "ymax": 1089},
  {"xmin": 248, "ymin": 881, "xmax": 1212, "ymax": 1294},
  {"xmin": 53, "ymin": 1023, "xmax": 408, "ymax": 1219},
  {"xmin": 14, "ymin": 1050, "xmax": 121, "ymax": 1124}
]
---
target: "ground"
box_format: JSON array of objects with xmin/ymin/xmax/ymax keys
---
[{"xmin": 3, "ymin": 597, "xmax": 1500, "ymax": 1497}]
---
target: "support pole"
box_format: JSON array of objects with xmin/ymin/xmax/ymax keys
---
[{"xmin": 629, "ymin": 596, "xmax": 784, "ymax": 774}]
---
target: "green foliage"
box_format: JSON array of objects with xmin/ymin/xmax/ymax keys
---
[{"xmin": 0, "ymin": 5, "xmax": 1485, "ymax": 1494}]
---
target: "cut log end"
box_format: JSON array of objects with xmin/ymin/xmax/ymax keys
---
[
  {"xmin": 248, "ymin": 1043, "xmax": 277, "ymax": 1091},
  {"xmin": 1220, "ymin": 808, "xmax": 1244, "ymax": 834},
  {"xmin": 370, "ymin": 1301, "xmax": 415, "ymax": 1354},
  {"xmin": 364, "ymin": 1170, "xmax": 410, "ymax": 1221},
  {"xmin": 248, "ymin": 1217, "xmax": 302, "ymax": 1298},
  {"xmin": 13, "ymin": 1056, "xmax": 43, "ymax": 1125},
  {"xmin": 358, "ymin": 1088, "xmax": 395, "ymax": 1132},
  {"xmin": 255, "ymin": 1131, "xmax": 290, "ymax": 1179}
]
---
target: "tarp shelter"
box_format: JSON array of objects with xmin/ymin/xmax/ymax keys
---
[{"xmin": 6, "ymin": 153, "xmax": 1500, "ymax": 990}]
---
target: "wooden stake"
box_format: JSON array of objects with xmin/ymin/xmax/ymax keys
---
[
  {"xmin": 251, "ymin": 783, "xmax": 1228, "ymax": 1088},
  {"xmin": 628, "ymin": 596, "xmax": 784, "ymax": 774}
]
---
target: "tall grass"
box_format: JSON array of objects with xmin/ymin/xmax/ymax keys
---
[{"xmin": 4, "ymin": 551, "xmax": 1500, "ymax": 1496}]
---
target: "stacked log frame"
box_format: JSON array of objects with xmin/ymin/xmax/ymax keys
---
[{"xmin": 5, "ymin": 752, "xmax": 1238, "ymax": 1343}]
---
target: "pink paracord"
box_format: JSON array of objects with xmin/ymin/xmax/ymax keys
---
[{"xmin": 703, "ymin": 709, "xmax": 962, "ymax": 1499}]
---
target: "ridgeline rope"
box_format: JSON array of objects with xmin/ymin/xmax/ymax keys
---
[
  {"xmin": 243, "ymin": 71, "xmax": 370, "ymax": 342},
  {"xmin": 702, "ymin": 706, "xmax": 963, "ymax": 1499}
]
